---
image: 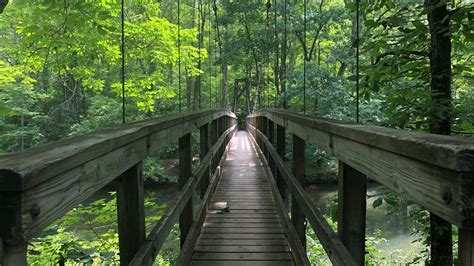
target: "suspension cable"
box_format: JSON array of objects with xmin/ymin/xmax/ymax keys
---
[
  {"xmin": 303, "ymin": 0, "xmax": 307, "ymax": 114},
  {"xmin": 283, "ymin": 0, "xmax": 287, "ymax": 109},
  {"xmin": 208, "ymin": 0, "xmax": 212, "ymax": 108},
  {"xmin": 198, "ymin": 0, "xmax": 202, "ymax": 109},
  {"xmin": 356, "ymin": 0, "xmax": 360, "ymax": 123},
  {"xmin": 178, "ymin": 0, "xmax": 182, "ymax": 113},
  {"xmin": 274, "ymin": 0, "xmax": 278, "ymax": 108},
  {"xmin": 213, "ymin": 0, "xmax": 220, "ymax": 107},
  {"xmin": 121, "ymin": 0, "xmax": 125, "ymax": 123}
]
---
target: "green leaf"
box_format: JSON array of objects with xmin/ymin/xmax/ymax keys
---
[{"xmin": 372, "ymin": 198, "xmax": 383, "ymax": 209}]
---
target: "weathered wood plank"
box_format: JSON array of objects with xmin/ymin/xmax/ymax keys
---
[
  {"xmin": 194, "ymin": 245, "xmax": 290, "ymax": 253},
  {"xmin": 130, "ymin": 123, "xmax": 237, "ymax": 266},
  {"xmin": 196, "ymin": 239, "xmax": 288, "ymax": 246},
  {"xmin": 0, "ymin": 110, "xmax": 235, "ymax": 245},
  {"xmin": 338, "ymin": 162, "xmax": 367, "ymax": 266},
  {"xmin": 206, "ymin": 214, "xmax": 279, "ymax": 218},
  {"xmin": 0, "ymin": 240, "xmax": 26, "ymax": 266},
  {"xmin": 179, "ymin": 134, "xmax": 193, "ymax": 247},
  {"xmin": 116, "ymin": 163, "xmax": 145, "ymax": 265},
  {"xmin": 199, "ymin": 123, "xmax": 210, "ymax": 198},
  {"xmin": 198, "ymin": 233, "xmax": 286, "ymax": 240},
  {"xmin": 204, "ymin": 218, "xmax": 279, "ymax": 223},
  {"xmin": 203, "ymin": 223, "xmax": 282, "ymax": 228},
  {"xmin": 207, "ymin": 209, "xmax": 278, "ymax": 214},
  {"xmin": 191, "ymin": 261, "xmax": 294, "ymax": 266},
  {"xmin": 250, "ymin": 109, "xmax": 474, "ymax": 171},
  {"xmin": 177, "ymin": 126, "xmax": 236, "ymax": 266},
  {"xmin": 1, "ymin": 110, "xmax": 235, "ymax": 191},
  {"xmin": 248, "ymin": 110, "xmax": 474, "ymax": 229},
  {"xmin": 276, "ymin": 125, "xmax": 287, "ymax": 204},
  {"xmin": 248, "ymin": 124, "xmax": 357, "ymax": 265},
  {"xmin": 291, "ymin": 134, "xmax": 306, "ymax": 250},
  {"xmin": 190, "ymin": 131, "xmax": 295, "ymax": 265},
  {"xmin": 201, "ymin": 228, "xmax": 284, "ymax": 234},
  {"xmin": 248, "ymin": 130, "xmax": 311, "ymax": 266},
  {"xmin": 268, "ymin": 120, "xmax": 276, "ymax": 177},
  {"xmin": 192, "ymin": 252, "xmax": 293, "ymax": 261},
  {"xmin": 459, "ymin": 229, "xmax": 474, "ymax": 266}
]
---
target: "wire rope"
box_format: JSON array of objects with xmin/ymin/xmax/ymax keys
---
[
  {"xmin": 274, "ymin": 0, "xmax": 278, "ymax": 108},
  {"xmin": 178, "ymin": 0, "xmax": 182, "ymax": 113},
  {"xmin": 356, "ymin": 0, "xmax": 360, "ymax": 123},
  {"xmin": 208, "ymin": 0, "xmax": 212, "ymax": 108},
  {"xmin": 121, "ymin": 0, "xmax": 125, "ymax": 123},
  {"xmin": 303, "ymin": 0, "xmax": 307, "ymax": 114}
]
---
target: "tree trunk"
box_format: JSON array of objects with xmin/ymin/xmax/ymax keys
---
[
  {"xmin": 0, "ymin": 0, "xmax": 8, "ymax": 13},
  {"xmin": 425, "ymin": 0, "xmax": 453, "ymax": 264}
]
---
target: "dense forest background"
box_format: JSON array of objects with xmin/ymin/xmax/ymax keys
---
[{"xmin": 0, "ymin": 0, "xmax": 472, "ymax": 264}]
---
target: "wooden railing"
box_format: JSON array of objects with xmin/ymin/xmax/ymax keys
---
[
  {"xmin": 0, "ymin": 109, "xmax": 237, "ymax": 266},
  {"xmin": 247, "ymin": 109, "xmax": 474, "ymax": 266}
]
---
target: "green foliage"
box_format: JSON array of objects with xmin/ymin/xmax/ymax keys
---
[{"xmin": 28, "ymin": 193, "xmax": 173, "ymax": 265}]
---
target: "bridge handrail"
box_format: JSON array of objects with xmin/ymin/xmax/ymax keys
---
[
  {"xmin": 247, "ymin": 109, "xmax": 474, "ymax": 265},
  {"xmin": 0, "ymin": 109, "xmax": 237, "ymax": 265}
]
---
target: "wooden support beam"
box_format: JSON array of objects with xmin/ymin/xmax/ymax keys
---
[
  {"xmin": 0, "ymin": 240, "xmax": 26, "ymax": 266},
  {"xmin": 249, "ymin": 110, "xmax": 474, "ymax": 227},
  {"xmin": 430, "ymin": 214, "xmax": 453, "ymax": 264},
  {"xmin": 268, "ymin": 120, "xmax": 276, "ymax": 177},
  {"xmin": 276, "ymin": 125, "xmax": 287, "ymax": 204},
  {"xmin": 338, "ymin": 162, "xmax": 367, "ymax": 265},
  {"xmin": 199, "ymin": 124, "xmax": 210, "ymax": 198},
  {"xmin": 130, "ymin": 124, "xmax": 236, "ymax": 265},
  {"xmin": 210, "ymin": 119, "xmax": 219, "ymax": 173},
  {"xmin": 459, "ymin": 229, "xmax": 474, "ymax": 266},
  {"xmin": 292, "ymin": 134, "xmax": 306, "ymax": 250},
  {"xmin": 248, "ymin": 123, "xmax": 357, "ymax": 265},
  {"xmin": 248, "ymin": 132, "xmax": 311, "ymax": 265},
  {"xmin": 262, "ymin": 117, "xmax": 269, "ymax": 159},
  {"xmin": 179, "ymin": 134, "xmax": 193, "ymax": 247},
  {"xmin": 117, "ymin": 163, "xmax": 146, "ymax": 265}
]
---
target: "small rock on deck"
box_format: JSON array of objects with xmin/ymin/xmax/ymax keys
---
[{"xmin": 190, "ymin": 131, "xmax": 295, "ymax": 266}]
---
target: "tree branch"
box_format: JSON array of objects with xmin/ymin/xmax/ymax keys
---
[{"xmin": 373, "ymin": 50, "xmax": 429, "ymax": 65}]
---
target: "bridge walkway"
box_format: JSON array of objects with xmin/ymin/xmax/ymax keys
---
[{"xmin": 190, "ymin": 131, "xmax": 295, "ymax": 266}]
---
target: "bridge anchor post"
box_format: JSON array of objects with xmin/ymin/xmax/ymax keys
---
[
  {"xmin": 179, "ymin": 134, "xmax": 193, "ymax": 247},
  {"xmin": 116, "ymin": 163, "xmax": 146, "ymax": 265},
  {"xmin": 338, "ymin": 162, "xmax": 367, "ymax": 265},
  {"xmin": 292, "ymin": 134, "xmax": 306, "ymax": 250}
]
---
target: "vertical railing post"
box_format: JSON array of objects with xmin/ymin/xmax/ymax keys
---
[
  {"xmin": 268, "ymin": 120, "xmax": 276, "ymax": 177},
  {"xmin": 218, "ymin": 117, "xmax": 225, "ymax": 157},
  {"xmin": 257, "ymin": 116, "xmax": 262, "ymax": 147},
  {"xmin": 117, "ymin": 163, "xmax": 145, "ymax": 265},
  {"xmin": 1, "ymin": 242, "xmax": 27, "ymax": 266},
  {"xmin": 459, "ymin": 228, "xmax": 474, "ymax": 266},
  {"xmin": 291, "ymin": 134, "xmax": 306, "ymax": 250},
  {"xmin": 262, "ymin": 117, "xmax": 268, "ymax": 159},
  {"xmin": 199, "ymin": 123, "xmax": 210, "ymax": 198},
  {"xmin": 179, "ymin": 134, "xmax": 193, "ymax": 247},
  {"xmin": 338, "ymin": 162, "xmax": 367, "ymax": 265},
  {"xmin": 1, "ymin": 186, "xmax": 27, "ymax": 266},
  {"xmin": 276, "ymin": 124, "xmax": 287, "ymax": 203},
  {"xmin": 210, "ymin": 119, "xmax": 218, "ymax": 172}
]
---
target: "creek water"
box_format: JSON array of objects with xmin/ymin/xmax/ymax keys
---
[{"xmin": 306, "ymin": 184, "xmax": 425, "ymax": 264}]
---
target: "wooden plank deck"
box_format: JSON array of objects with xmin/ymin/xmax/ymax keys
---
[{"xmin": 190, "ymin": 131, "xmax": 295, "ymax": 266}]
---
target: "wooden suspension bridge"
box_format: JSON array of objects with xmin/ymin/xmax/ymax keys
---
[{"xmin": 0, "ymin": 109, "xmax": 473, "ymax": 265}]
